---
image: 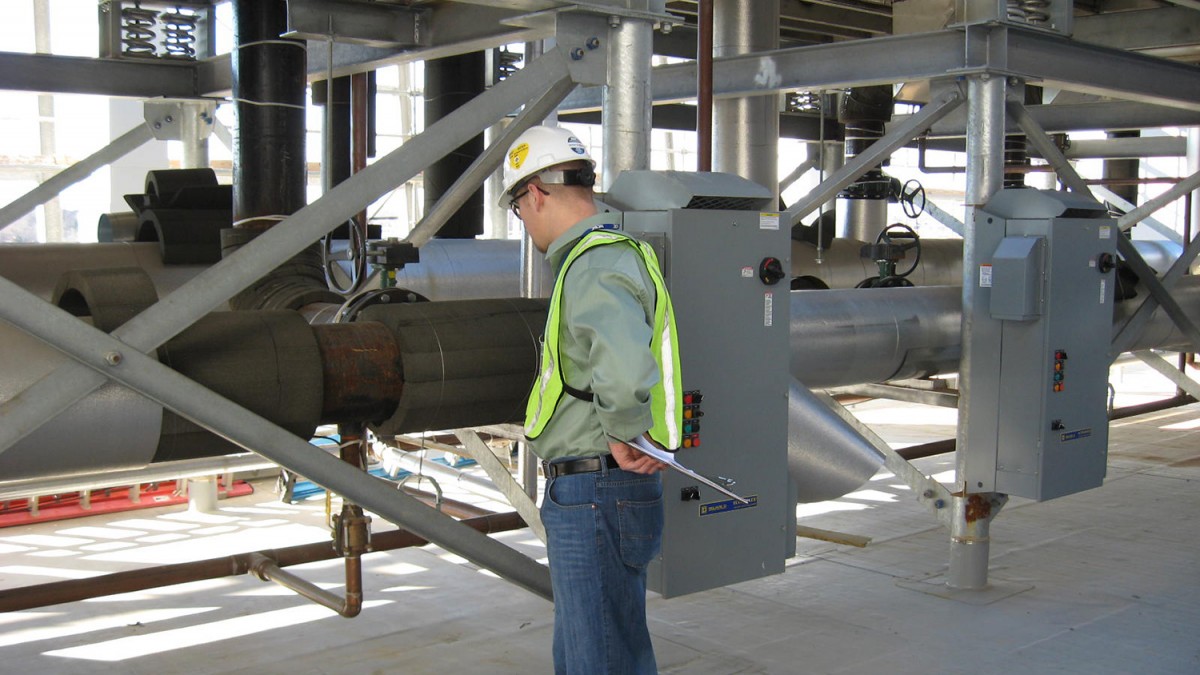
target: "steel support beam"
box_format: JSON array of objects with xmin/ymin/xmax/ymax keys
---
[
  {"xmin": 0, "ymin": 274, "xmax": 552, "ymax": 599},
  {"xmin": 919, "ymin": 101, "xmax": 1200, "ymax": 138},
  {"xmin": 560, "ymin": 26, "xmax": 1200, "ymax": 113},
  {"xmin": 784, "ymin": 88, "xmax": 964, "ymax": 224},
  {"xmin": 0, "ymin": 51, "xmax": 200, "ymax": 98},
  {"xmin": 0, "ymin": 123, "xmax": 154, "ymax": 233},
  {"xmin": 0, "ymin": 48, "xmax": 578, "ymax": 456}
]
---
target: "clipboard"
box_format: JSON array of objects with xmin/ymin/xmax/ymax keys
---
[{"xmin": 620, "ymin": 435, "xmax": 751, "ymax": 505}]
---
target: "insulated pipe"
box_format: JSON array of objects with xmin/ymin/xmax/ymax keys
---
[
  {"xmin": 713, "ymin": 0, "xmax": 779, "ymax": 202},
  {"xmin": 232, "ymin": 0, "xmax": 306, "ymax": 229},
  {"xmin": 227, "ymin": 0, "xmax": 338, "ymax": 312},
  {"xmin": 424, "ymin": 52, "xmax": 486, "ymax": 238},
  {"xmin": 602, "ymin": 17, "xmax": 654, "ymax": 190}
]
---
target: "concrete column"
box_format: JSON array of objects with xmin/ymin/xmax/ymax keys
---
[{"xmin": 712, "ymin": 0, "xmax": 779, "ymax": 200}]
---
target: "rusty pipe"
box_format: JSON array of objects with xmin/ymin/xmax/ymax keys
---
[
  {"xmin": 0, "ymin": 511, "xmax": 525, "ymax": 612},
  {"xmin": 697, "ymin": 0, "xmax": 714, "ymax": 171},
  {"xmin": 249, "ymin": 552, "xmax": 363, "ymax": 618}
]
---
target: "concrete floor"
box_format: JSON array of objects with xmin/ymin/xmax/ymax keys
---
[{"xmin": 1, "ymin": 363, "xmax": 1197, "ymax": 674}]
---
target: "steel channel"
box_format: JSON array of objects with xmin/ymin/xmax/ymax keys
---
[
  {"xmin": 0, "ymin": 49, "xmax": 572, "ymax": 457},
  {"xmin": 0, "ymin": 273, "xmax": 552, "ymax": 599}
]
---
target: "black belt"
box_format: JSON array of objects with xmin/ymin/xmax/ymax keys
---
[{"xmin": 544, "ymin": 454, "xmax": 620, "ymax": 478}]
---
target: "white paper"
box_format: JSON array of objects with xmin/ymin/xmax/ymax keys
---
[{"xmin": 626, "ymin": 436, "xmax": 751, "ymax": 504}]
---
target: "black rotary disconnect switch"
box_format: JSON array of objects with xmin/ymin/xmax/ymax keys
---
[
  {"xmin": 759, "ymin": 257, "xmax": 785, "ymax": 285},
  {"xmin": 1097, "ymin": 252, "xmax": 1116, "ymax": 274}
]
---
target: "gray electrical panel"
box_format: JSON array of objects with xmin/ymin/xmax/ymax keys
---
[
  {"xmin": 608, "ymin": 171, "xmax": 794, "ymax": 598},
  {"xmin": 964, "ymin": 190, "xmax": 1117, "ymax": 501}
]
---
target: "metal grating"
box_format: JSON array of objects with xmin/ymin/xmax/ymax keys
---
[{"xmin": 685, "ymin": 196, "xmax": 770, "ymax": 210}]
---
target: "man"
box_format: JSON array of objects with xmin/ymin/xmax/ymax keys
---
[{"xmin": 500, "ymin": 125, "xmax": 684, "ymax": 674}]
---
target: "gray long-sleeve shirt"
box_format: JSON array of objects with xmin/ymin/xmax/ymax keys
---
[{"xmin": 530, "ymin": 214, "xmax": 660, "ymax": 462}]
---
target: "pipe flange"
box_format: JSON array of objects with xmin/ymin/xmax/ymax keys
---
[{"xmin": 334, "ymin": 287, "xmax": 428, "ymax": 324}]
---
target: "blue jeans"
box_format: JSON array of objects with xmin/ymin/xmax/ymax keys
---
[{"xmin": 541, "ymin": 460, "xmax": 663, "ymax": 675}]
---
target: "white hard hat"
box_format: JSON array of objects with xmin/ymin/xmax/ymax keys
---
[{"xmin": 499, "ymin": 126, "xmax": 596, "ymax": 208}]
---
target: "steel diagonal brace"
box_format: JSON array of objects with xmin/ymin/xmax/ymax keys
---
[
  {"xmin": 1008, "ymin": 99, "xmax": 1200, "ymax": 356},
  {"xmin": 814, "ymin": 391, "xmax": 954, "ymax": 528},
  {"xmin": 0, "ymin": 123, "xmax": 155, "ymax": 233},
  {"xmin": 1114, "ymin": 237, "xmax": 1200, "ymax": 355},
  {"xmin": 784, "ymin": 89, "xmax": 964, "ymax": 226},
  {"xmin": 1007, "ymin": 100, "xmax": 1094, "ymax": 197},
  {"xmin": 1133, "ymin": 351, "xmax": 1200, "ymax": 399},
  {"xmin": 405, "ymin": 74, "xmax": 578, "ymax": 247},
  {"xmin": 455, "ymin": 429, "xmax": 547, "ymax": 544},
  {"xmin": 0, "ymin": 49, "xmax": 575, "ymax": 456},
  {"xmin": 1116, "ymin": 169, "xmax": 1200, "ymax": 233},
  {"xmin": 1111, "ymin": 229, "xmax": 1200, "ymax": 360},
  {"xmin": 0, "ymin": 275, "xmax": 553, "ymax": 600}
]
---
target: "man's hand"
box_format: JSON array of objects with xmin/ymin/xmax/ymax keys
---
[{"xmin": 608, "ymin": 436, "xmax": 667, "ymax": 474}]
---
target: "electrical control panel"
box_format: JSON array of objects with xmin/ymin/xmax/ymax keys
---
[
  {"xmin": 608, "ymin": 171, "xmax": 793, "ymax": 598},
  {"xmin": 963, "ymin": 189, "xmax": 1117, "ymax": 501}
]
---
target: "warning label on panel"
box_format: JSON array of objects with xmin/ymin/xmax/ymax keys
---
[
  {"xmin": 764, "ymin": 292, "xmax": 773, "ymax": 326},
  {"xmin": 979, "ymin": 264, "xmax": 993, "ymax": 288},
  {"xmin": 759, "ymin": 213, "xmax": 780, "ymax": 230}
]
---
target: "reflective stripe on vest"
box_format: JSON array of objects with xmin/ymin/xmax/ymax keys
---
[{"xmin": 523, "ymin": 230, "xmax": 684, "ymax": 449}]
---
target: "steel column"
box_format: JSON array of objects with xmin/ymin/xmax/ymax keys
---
[
  {"xmin": 0, "ymin": 275, "xmax": 552, "ymax": 599},
  {"xmin": 950, "ymin": 74, "xmax": 1006, "ymax": 591},
  {"xmin": 712, "ymin": 0, "xmax": 779, "ymax": 199},
  {"xmin": 0, "ymin": 49, "xmax": 573, "ymax": 456},
  {"xmin": 0, "ymin": 123, "xmax": 154, "ymax": 232},
  {"xmin": 602, "ymin": 17, "xmax": 654, "ymax": 190}
]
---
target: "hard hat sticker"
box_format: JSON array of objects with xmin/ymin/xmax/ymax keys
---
[
  {"xmin": 510, "ymin": 143, "xmax": 529, "ymax": 168},
  {"xmin": 567, "ymin": 136, "xmax": 586, "ymax": 154}
]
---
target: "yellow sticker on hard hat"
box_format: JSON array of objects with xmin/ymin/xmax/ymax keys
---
[{"xmin": 509, "ymin": 143, "xmax": 529, "ymax": 169}]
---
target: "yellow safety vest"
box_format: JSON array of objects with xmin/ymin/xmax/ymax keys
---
[{"xmin": 524, "ymin": 229, "xmax": 684, "ymax": 449}]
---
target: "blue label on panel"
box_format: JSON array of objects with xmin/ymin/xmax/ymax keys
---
[
  {"xmin": 1060, "ymin": 428, "xmax": 1092, "ymax": 443},
  {"xmin": 699, "ymin": 495, "xmax": 758, "ymax": 516}
]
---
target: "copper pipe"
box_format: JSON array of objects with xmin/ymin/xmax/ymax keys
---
[
  {"xmin": 697, "ymin": 0, "xmax": 714, "ymax": 171},
  {"xmin": 250, "ymin": 552, "xmax": 363, "ymax": 618},
  {"xmin": 0, "ymin": 511, "xmax": 525, "ymax": 612},
  {"xmin": 351, "ymin": 71, "xmax": 370, "ymax": 237}
]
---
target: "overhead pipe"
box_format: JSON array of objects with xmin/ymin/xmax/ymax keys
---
[
  {"xmin": 424, "ymin": 52, "xmax": 487, "ymax": 238},
  {"xmin": 225, "ymin": 0, "xmax": 340, "ymax": 312}
]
